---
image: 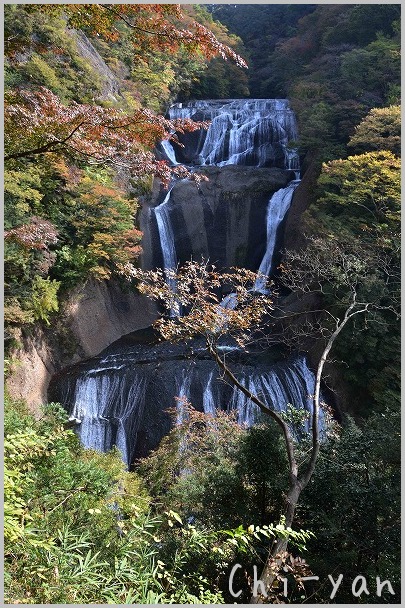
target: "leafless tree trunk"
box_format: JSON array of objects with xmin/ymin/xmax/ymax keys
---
[
  {"xmin": 134, "ymin": 256, "xmax": 389, "ymax": 603},
  {"xmin": 248, "ymin": 297, "xmax": 370, "ymax": 603}
]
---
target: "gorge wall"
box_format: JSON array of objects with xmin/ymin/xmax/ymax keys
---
[{"xmin": 6, "ymin": 281, "xmax": 157, "ymax": 413}]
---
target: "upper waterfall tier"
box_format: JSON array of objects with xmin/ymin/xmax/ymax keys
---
[{"xmin": 160, "ymin": 99, "xmax": 299, "ymax": 170}]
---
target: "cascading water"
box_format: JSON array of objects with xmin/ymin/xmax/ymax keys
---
[
  {"xmin": 254, "ymin": 180, "xmax": 300, "ymax": 292},
  {"xmin": 151, "ymin": 188, "xmax": 179, "ymax": 316},
  {"xmin": 152, "ymin": 189, "xmax": 177, "ymax": 276},
  {"xmin": 64, "ymin": 366, "xmax": 146, "ymax": 468},
  {"xmin": 50, "ymin": 341, "xmax": 324, "ymax": 467},
  {"xmin": 176, "ymin": 368, "xmax": 193, "ymax": 425},
  {"xmin": 202, "ymin": 371, "xmax": 217, "ymax": 417},
  {"xmin": 51, "ymin": 97, "xmax": 330, "ymax": 465},
  {"xmin": 160, "ymin": 139, "xmax": 178, "ymax": 166},
  {"xmin": 152, "ymin": 98, "xmax": 301, "ymax": 287},
  {"xmin": 163, "ymin": 99, "xmax": 300, "ymax": 171}
]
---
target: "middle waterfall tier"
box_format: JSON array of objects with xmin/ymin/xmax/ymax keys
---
[{"xmin": 142, "ymin": 165, "xmax": 297, "ymax": 274}]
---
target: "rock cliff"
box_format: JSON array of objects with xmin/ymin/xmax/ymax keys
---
[
  {"xmin": 142, "ymin": 165, "xmax": 295, "ymax": 272},
  {"xmin": 6, "ymin": 279, "xmax": 157, "ymax": 412}
]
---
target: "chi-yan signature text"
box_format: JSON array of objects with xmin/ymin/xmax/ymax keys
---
[{"xmin": 229, "ymin": 564, "xmax": 396, "ymax": 600}]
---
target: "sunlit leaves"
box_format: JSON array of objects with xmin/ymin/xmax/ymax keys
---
[
  {"xmin": 4, "ymin": 4, "xmax": 244, "ymax": 182},
  {"xmin": 57, "ymin": 170, "xmax": 143, "ymax": 281},
  {"xmin": 317, "ymin": 151, "xmax": 400, "ymax": 251},
  {"xmin": 348, "ymin": 105, "xmax": 401, "ymax": 156},
  {"xmin": 28, "ymin": 276, "xmax": 61, "ymax": 325},
  {"xmin": 47, "ymin": 4, "xmax": 248, "ymax": 68},
  {"xmin": 281, "ymin": 235, "xmax": 400, "ymax": 325},
  {"xmin": 10, "ymin": 3, "xmax": 247, "ymax": 75},
  {"xmin": 5, "ymin": 423, "xmax": 68, "ymax": 546},
  {"xmin": 4, "ymin": 87, "xmax": 208, "ymax": 186},
  {"xmin": 4, "ymin": 169, "xmax": 44, "ymax": 223},
  {"xmin": 132, "ymin": 261, "xmax": 274, "ymax": 346}
]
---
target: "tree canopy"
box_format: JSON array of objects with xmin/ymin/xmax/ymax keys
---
[
  {"xmin": 213, "ymin": 4, "xmax": 400, "ymax": 159},
  {"xmin": 349, "ymin": 105, "xmax": 401, "ymax": 156}
]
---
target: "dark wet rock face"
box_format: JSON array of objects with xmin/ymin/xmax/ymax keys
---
[{"xmin": 141, "ymin": 165, "xmax": 295, "ymax": 272}]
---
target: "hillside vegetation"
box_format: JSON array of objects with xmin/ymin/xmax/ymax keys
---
[
  {"xmin": 4, "ymin": 4, "xmax": 400, "ymax": 604},
  {"xmin": 4, "ymin": 4, "xmax": 247, "ymax": 346}
]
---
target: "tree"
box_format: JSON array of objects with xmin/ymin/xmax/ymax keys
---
[
  {"xmin": 5, "ymin": 4, "xmax": 247, "ymax": 181},
  {"xmin": 5, "ymin": 396, "xmax": 312, "ymax": 604},
  {"xmin": 246, "ymin": 4, "xmax": 400, "ymax": 158},
  {"xmin": 132, "ymin": 250, "xmax": 390, "ymax": 601},
  {"xmin": 5, "ymin": 4, "xmax": 247, "ymax": 70},
  {"xmin": 138, "ymin": 403, "xmax": 289, "ymax": 530},
  {"xmin": 5, "ymin": 216, "xmax": 58, "ymax": 252},
  {"xmin": 316, "ymin": 151, "xmax": 400, "ymax": 252},
  {"xmin": 138, "ymin": 403, "xmax": 315, "ymax": 603},
  {"xmin": 209, "ymin": 4, "xmax": 316, "ymax": 98},
  {"xmin": 348, "ymin": 105, "xmax": 401, "ymax": 156},
  {"xmin": 4, "ymin": 86, "xmax": 209, "ymax": 186},
  {"xmin": 303, "ymin": 145, "xmax": 400, "ymax": 419},
  {"xmin": 3, "ymin": 3, "xmax": 250, "ymax": 339},
  {"xmin": 300, "ymin": 409, "xmax": 400, "ymax": 602},
  {"xmin": 184, "ymin": 5, "xmax": 249, "ymax": 100},
  {"xmin": 36, "ymin": 4, "xmax": 247, "ymax": 68},
  {"xmin": 4, "ymin": 163, "xmax": 144, "ymax": 332}
]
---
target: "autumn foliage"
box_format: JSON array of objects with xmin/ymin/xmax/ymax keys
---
[
  {"xmin": 132, "ymin": 261, "xmax": 274, "ymax": 345},
  {"xmin": 36, "ymin": 4, "xmax": 248, "ymax": 68},
  {"xmin": 5, "ymin": 4, "xmax": 246, "ymax": 181},
  {"xmin": 5, "ymin": 216, "xmax": 58, "ymax": 251},
  {"xmin": 4, "ymin": 86, "xmax": 210, "ymax": 185},
  {"xmin": 4, "ymin": 4, "xmax": 249, "ymax": 333}
]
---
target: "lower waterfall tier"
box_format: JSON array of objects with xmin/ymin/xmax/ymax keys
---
[{"xmin": 49, "ymin": 329, "xmax": 326, "ymax": 468}]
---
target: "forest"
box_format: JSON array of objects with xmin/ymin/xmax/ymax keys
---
[{"xmin": 4, "ymin": 3, "xmax": 401, "ymax": 604}]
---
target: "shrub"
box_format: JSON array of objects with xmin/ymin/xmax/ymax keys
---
[{"xmin": 28, "ymin": 275, "xmax": 60, "ymax": 325}]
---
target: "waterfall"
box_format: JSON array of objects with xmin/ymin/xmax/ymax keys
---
[
  {"xmin": 176, "ymin": 368, "xmax": 193, "ymax": 424},
  {"xmin": 257, "ymin": 356, "xmax": 325, "ymax": 436},
  {"xmin": 171, "ymin": 355, "xmax": 325, "ymax": 433},
  {"xmin": 53, "ymin": 346, "xmax": 325, "ymax": 463},
  {"xmin": 50, "ymin": 96, "xmax": 330, "ymax": 465},
  {"xmin": 153, "ymin": 189, "xmax": 177, "ymax": 275},
  {"xmin": 227, "ymin": 356, "xmax": 325, "ymax": 435},
  {"xmin": 172, "ymin": 355, "xmax": 325, "ymax": 433},
  {"xmin": 202, "ymin": 370, "xmax": 217, "ymax": 417},
  {"xmin": 229, "ymin": 374, "xmax": 259, "ymax": 426},
  {"xmin": 66, "ymin": 368, "xmax": 146, "ymax": 468},
  {"xmin": 164, "ymin": 99, "xmax": 299, "ymax": 170},
  {"xmin": 254, "ymin": 180, "xmax": 300, "ymax": 292},
  {"xmin": 152, "ymin": 99, "xmax": 300, "ymax": 290},
  {"xmin": 160, "ymin": 139, "xmax": 179, "ymax": 166},
  {"xmin": 151, "ymin": 188, "xmax": 179, "ymax": 315}
]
